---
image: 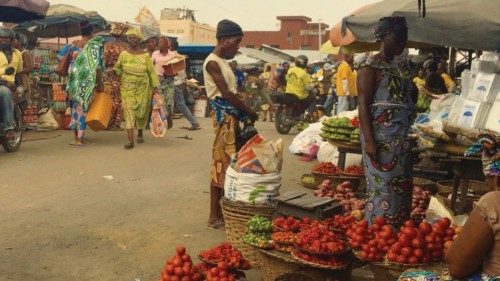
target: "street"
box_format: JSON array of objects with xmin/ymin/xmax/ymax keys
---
[{"xmin": 0, "ymin": 117, "xmax": 314, "ymax": 280}]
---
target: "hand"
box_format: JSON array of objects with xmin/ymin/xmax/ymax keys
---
[
  {"xmin": 364, "ymin": 141, "xmax": 377, "ymax": 162},
  {"xmin": 247, "ymin": 109, "xmax": 258, "ymax": 122}
]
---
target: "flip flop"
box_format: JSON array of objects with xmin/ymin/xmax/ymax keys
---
[
  {"xmin": 206, "ymin": 221, "xmax": 225, "ymax": 230},
  {"xmin": 124, "ymin": 141, "xmax": 135, "ymax": 149},
  {"xmin": 186, "ymin": 125, "xmax": 201, "ymax": 131}
]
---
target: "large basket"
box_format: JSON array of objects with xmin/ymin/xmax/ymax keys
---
[
  {"xmin": 369, "ymin": 262, "xmax": 445, "ymax": 281},
  {"xmin": 413, "ymin": 177, "xmax": 438, "ymax": 194},
  {"xmin": 220, "ymin": 199, "xmax": 276, "ymax": 269},
  {"xmin": 259, "ymin": 250, "xmax": 302, "ymax": 281},
  {"xmin": 437, "ymin": 180, "xmax": 489, "ymax": 195}
]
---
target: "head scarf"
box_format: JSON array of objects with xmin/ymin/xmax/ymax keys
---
[
  {"xmin": 216, "ymin": 19, "xmax": 243, "ymax": 39},
  {"xmin": 373, "ymin": 16, "xmax": 407, "ymax": 41},
  {"xmin": 126, "ymin": 28, "xmax": 143, "ymax": 41},
  {"xmin": 109, "ymin": 22, "xmax": 129, "ymax": 37}
]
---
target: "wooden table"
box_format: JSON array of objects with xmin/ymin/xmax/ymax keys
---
[{"xmin": 328, "ymin": 140, "xmax": 362, "ymax": 170}]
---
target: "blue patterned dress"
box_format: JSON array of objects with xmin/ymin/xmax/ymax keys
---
[{"xmin": 360, "ymin": 55, "xmax": 416, "ymax": 228}]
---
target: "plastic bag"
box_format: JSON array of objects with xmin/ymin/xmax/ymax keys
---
[
  {"xmin": 317, "ymin": 142, "xmax": 339, "ymax": 163},
  {"xmin": 37, "ymin": 108, "xmax": 59, "ymax": 131},
  {"xmin": 224, "ymin": 166, "xmax": 281, "ymax": 204},
  {"xmin": 149, "ymin": 93, "xmax": 167, "ymax": 138},
  {"xmin": 234, "ymin": 135, "xmax": 283, "ymax": 174},
  {"xmin": 288, "ymin": 121, "xmax": 323, "ymax": 154}
]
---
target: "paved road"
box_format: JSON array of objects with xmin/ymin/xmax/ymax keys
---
[{"xmin": 0, "ymin": 117, "xmax": 320, "ymax": 280}]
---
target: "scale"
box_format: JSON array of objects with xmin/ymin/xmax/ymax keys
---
[{"xmin": 275, "ymin": 191, "xmax": 343, "ymax": 220}]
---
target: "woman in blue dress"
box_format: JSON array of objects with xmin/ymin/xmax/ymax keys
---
[{"xmin": 357, "ymin": 17, "xmax": 418, "ymax": 228}]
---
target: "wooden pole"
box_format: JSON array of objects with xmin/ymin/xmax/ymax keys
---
[{"xmin": 448, "ymin": 47, "xmax": 457, "ymax": 77}]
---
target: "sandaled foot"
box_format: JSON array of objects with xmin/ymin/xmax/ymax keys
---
[
  {"xmin": 206, "ymin": 220, "xmax": 225, "ymax": 230},
  {"xmin": 167, "ymin": 116, "xmax": 173, "ymax": 129},
  {"xmin": 124, "ymin": 141, "xmax": 135, "ymax": 149},
  {"xmin": 137, "ymin": 136, "xmax": 144, "ymax": 143},
  {"xmin": 186, "ymin": 124, "xmax": 200, "ymax": 131}
]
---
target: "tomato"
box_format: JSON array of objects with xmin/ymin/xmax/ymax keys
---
[
  {"xmin": 408, "ymin": 256, "xmax": 419, "ymax": 265},
  {"xmin": 182, "ymin": 264, "xmax": 192, "ymax": 276},
  {"xmin": 438, "ymin": 218, "xmax": 451, "ymax": 229},
  {"xmin": 398, "ymin": 234, "xmax": 412, "ymax": 247},
  {"xmin": 425, "ymin": 234, "xmax": 436, "ymax": 243},
  {"xmin": 426, "ymin": 243, "xmax": 436, "ymax": 251},
  {"xmin": 173, "ymin": 258, "xmax": 183, "ymax": 267},
  {"xmin": 411, "ymin": 237, "xmax": 425, "ymax": 249},
  {"xmin": 369, "ymin": 246, "xmax": 378, "ymax": 255},
  {"xmin": 387, "ymin": 238, "xmax": 397, "ymax": 246},
  {"xmin": 217, "ymin": 262, "xmax": 229, "ymax": 271},
  {"xmin": 181, "ymin": 254, "xmax": 191, "ymax": 263},
  {"xmin": 401, "ymin": 247, "xmax": 412, "ymax": 258},
  {"xmin": 413, "ymin": 248, "xmax": 424, "ymax": 259},
  {"xmin": 371, "ymin": 224, "xmax": 382, "ymax": 231},
  {"xmin": 367, "ymin": 253, "xmax": 376, "ymax": 260},
  {"xmin": 219, "ymin": 271, "xmax": 228, "ymax": 278},
  {"xmin": 165, "ymin": 264, "xmax": 175, "ymax": 275},
  {"xmin": 419, "ymin": 222, "xmax": 432, "ymax": 235},
  {"xmin": 432, "ymin": 249, "xmax": 443, "ymax": 259},
  {"xmin": 387, "ymin": 252, "xmax": 398, "ymax": 262},
  {"xmin": 374, "ymin": 216, "xmax": 386, "ymax": 226},
  {"xmin": 402, "ymin": 227, "xmax": 417, "ymax": 239},
  {"xmin": 176, "ymin": 245, "xmax": 186, "ymax": 256},
  {"xmin": 368, "ymin": 239, "xmax": 378, "ymax": 247},
  {"xmin": 396, "ymin": 255, "xmax": 408, "ymax": 264},
  {"xmin": 181, "ymin": 276, "xmax": 190, "ymax": 281},
  {"xmin": 171, "ymin": 276, "xmax": 180, "ymax": 281},
  {"xmin": 351, "ymin": 241, "xmax": 360, "ymax": 249},
  {"xmin": 192, "ymin": 273, "xmax": 201, "ymax": 281},
  {"xmin": 391, "ymin": 242, "xmax": 402, "ymax": 254},
  {"xmin": 355, "ymin": 227, "xmax": 366, "ymax": 235},
  {"xmin": 174, "ymin": 267, "xmax": 184, "ymax": 277},
  {"xmin": 433, "ymin": 225, "xmax": 446, "ymax": 237},
  {"xmin": 360, "ymin": 251, "xmax": 369, "ymax": 260},
  {"xmin": 404, "ymin": 220, "xmax": 415, "ymax": 227},
  {"xmin": 210, "ymin": 268, "xmax": 220, "ymax": 277},
  {"xmin": 445, "ymin": 228, "xmax": 455, "ymax": 237},
  {"xmin": 380, "ymin": 229, "xmax": 393, "ymax": 239}
]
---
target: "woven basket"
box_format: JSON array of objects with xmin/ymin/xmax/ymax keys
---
[
  {"xmin": 259, "ymin": 251, "xmax": 302, "ymax": 281},
  {"xmin": 220, "ymin": 199, "xmax": 276, "ymax": 269},
  {"xmin": 413, "ymin": 177, "xmax": 438, "ymax": 194},
  {"xmin": 437, "ymin": 180, "xmax": 489, "ymax": 195}
]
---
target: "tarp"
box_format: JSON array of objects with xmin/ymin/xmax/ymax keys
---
[
  {"xmin": 14, "ymin": 4, "xmax": 107, "ymax": 38},
  {"xmin": 238, "ymin": 47, "xmax": 286, "ymax": 64},
  {"xmin": 343, "ymin": 0, "xmax": 500, "ymax": 52},
  {"xmin": 0, "ymin": 0, "xmax": 49, "ymax": 22}
]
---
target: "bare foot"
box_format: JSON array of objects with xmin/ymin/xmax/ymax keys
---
[{"xmin": 206, "ymin": 219, "xmax": 225, "ymax": 230}]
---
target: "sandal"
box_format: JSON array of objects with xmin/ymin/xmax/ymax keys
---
[
  {"xmin": 186, "ymin": 124, "xmax": 201, "ymax": 131},
  {"xmin": 124, "ymin": 141, "xmax": 135, "ymax": 149},
  {"xmin": 206, "ymin": 221, "xmax": 225, "ymax": 230}
]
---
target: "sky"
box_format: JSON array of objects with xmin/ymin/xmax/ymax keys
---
[{"xmin": 48, "ymin": 0, "xmax": 380, "ymax": 31}]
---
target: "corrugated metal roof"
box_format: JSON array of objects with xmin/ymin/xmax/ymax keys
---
[{"xmin": 238, "ymin": 47, "xmax": 285, "ymax": 64}]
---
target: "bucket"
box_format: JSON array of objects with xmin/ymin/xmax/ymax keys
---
[{"xmin": 194, "ymin": 99, "xmax": 207, "ymax": 118}]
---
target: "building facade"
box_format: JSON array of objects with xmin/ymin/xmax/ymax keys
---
[
  {"xmin": 241, "ymin": 16, "xmax": 330, "ymax": 50},
  {"xmin": 159, "ymin": 8, "xmax": 216, "ymax": 45}
]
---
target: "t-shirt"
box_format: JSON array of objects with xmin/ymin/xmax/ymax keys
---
[
  {"xmin": 476, "ymin": 191, "xmax": 500, "ymax": 276},
  {"xmin": 285, "ymin": 66, "xmax": 310, "ymax": 100},
  {"xmin": 203, "ymin": 53, "xmax": 236, "ymax": 100},
  {"xmin": 336, "ymin": 61, "xmax": 356, "ymax": 96},
  {"xmin": 441, "ymin": 73, "xmax": 456, "ymax": 92},
  {"xmin": 413, "ymin": 77, "xmax": 426, "ymax": 88},
  {"xmin": 425, "ymin": 72, "xmax": 448, "ymax": 94},
  {"xmin": 0, "ymin": 49, "xmax": 23, "ymax": 84},
  {"xmin": 234, "ymin": 68, "xmax": 245, "ymax": 89},
  {"xmin": 151, "ymin": 50, "xmax": 177, "ymax": 76}
]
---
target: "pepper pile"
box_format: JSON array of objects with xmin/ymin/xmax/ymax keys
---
[{"xmin": 242, "ymin": 215, "xmax": 273, "ymax": 248}]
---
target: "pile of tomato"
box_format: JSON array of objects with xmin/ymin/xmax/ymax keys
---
[
  {"xmin": 295, "ymin": 224, "xmax": 347, "ymax": 255},
  {"xmin": 272, "ymin": 216, "xmax": 302, "ymax": 232},
  {"xmin": 350, "ymin": 117, "xmax": 360, "ymax": 128},
  {"xmin": 343, "ymin": 165, "xmax": 364, "ymax": 176},
  {"xmin": 199, "ymin": 242, "xmax": 251, "ymax": 270},
  {"xmin": 311, "ymin": 162, "xmax": 341, "ymax": 175},
  {"xmin": 159, "ymin": 246, "xmax": 202, "ymax": 281}
]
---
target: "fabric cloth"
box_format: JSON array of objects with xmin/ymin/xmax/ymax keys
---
[
  {"xmin": 125, "ymin": 28, "xmax": 143, "ymax": 41},
  {"xmin": 151, "ymin": 50, "xmax": 177, "ymax": 76},
  {"xmin": 210, "ymin": 96, "xmax": 249, "ymax": 125},
  {"xmin": 216, "ymin": 19, "xmax": 243, "ymax": 39},
  {"xmin": 413, "ymin": 77, "xmax": 426, "ymax": 88},
  {"xmin": 465, "ymin": 133, "xmax": 500, "ymax": 176},
  {"xmin": 158, "ymin": 76, "xmax": 174, "ymax": 118},
  {"xmin": 337, "ymin": 95, "xmax": 351, "ymax": 114},
  {"xmin": 210, "ymin": 112, "xmax": 238, "ymax": 188},
  {"xmin": 234, "ymin": 68, "xmax": 245, "ymax": 90},
  {"xmin": 441, "ymin": 73, "xmax": 456, "ymax": 93},
  {"xmin": 114, "ymin": 51, "xmax": 159, "ymax": 129},
  {"xmin": 285, "ymin": 66, "xmax": 310, "ymax": 100},
  {"xmin": 203, "ymin": 53, "xmax": 237, "ymax": 100},
  {"xmin": 66, "ymin": 36, "xmax": 105, "ymax": 112},
  {"xmin": 359, "ymin": 55, "xmax": 416, "ymax": 228},
  {"xmin": 103, "ymin": 42, "xmax": 125, "ymax": 129},
  {"xmin": 0, "ymin": 48, "xmax": 23, "ymax": 84},
  {"xmin": 336, "ymin": 61, "xmax": 356, "ymax": 97},
  {"xmin": 174, "ymin": 85, "xmax": 198, "ymax": 126},
  {"xmin": 373, "ymin": 16, "xmax": 408, "ymax": 41},
  {"xmin": 0, "ymin": 85, "xmax": 14, "ymax": 131},
  {"xmin": 68, "ymin": 101, "xmax": 86, "ymax": 138},
  {"xmin": 477, "ymin": 191, "xmax": 500, "ymax": 276}
]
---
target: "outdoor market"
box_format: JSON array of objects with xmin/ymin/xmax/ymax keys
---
[{"xmin": 0, "ymin": 0, "xmax": 499, "ymax": 281}]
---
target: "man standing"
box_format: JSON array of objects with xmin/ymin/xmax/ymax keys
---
[
  {"xmin": 151, "ymin": 36, "xmax": 176, "ymax": 129},
  {"xmin": 0, "ymin": 27, "xmax": 22, "ymax": 140},
  {"xmin": 268, "ymin": 61, "xmax": 290, "ymax": 94},
  {"xmin": 229, "ymin": 60, "xmax": 245, "ymax": 93},
  {"xmin": 170, "ymin": 40, "xmax": 200, "ymax": 130},
  {"xmin": 336, "ymin": 54, "xmax": 356, "ymax": 113},
  {"xmin": 438, "ymin": 61, "xmax": 456, "ymax": 93}
]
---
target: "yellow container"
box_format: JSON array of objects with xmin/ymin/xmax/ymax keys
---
[{"xmin": 86, "ymin": 90, "xmax": 112, "ymax": 131}]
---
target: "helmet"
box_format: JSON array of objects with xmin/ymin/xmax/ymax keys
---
[
  {"xmin": 295, "ymin": 55, "xmax": 308, "ymax": 68},
  {"xmin": 0, "ymin": 27, "xmax": 15, "ymax": 39}
]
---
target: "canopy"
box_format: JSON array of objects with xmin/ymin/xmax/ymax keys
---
[
  {"xmin": 14, "ymin": 4, "xmax": 107, "ymax": 38},
  {"xmin": 320, "ymin": 41, "xmax": 340, "ymax": 55},
  {"xmin": 343, "ymin": 0, "xmax": 500, "ymax": 52},
  {"xmin": 0, "ymin": 0, "xmax": 49, "ymax": 22}
]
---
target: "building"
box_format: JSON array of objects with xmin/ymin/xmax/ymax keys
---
[
  {"xmin": 241, "ymin": 16, "xmax": 330, "ymax": 50},
  {"xmin": 159, "ymin": 8, "xmax": 216, "ymax": 45}
]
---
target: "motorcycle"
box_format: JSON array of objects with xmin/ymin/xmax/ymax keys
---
[
  {"xmin": 0, "ymin": 66, "xmax": 24, "ymax": 152},
  {"xmin": 272, "ymin": 78, "xmax": 322, "ymax": 135}
]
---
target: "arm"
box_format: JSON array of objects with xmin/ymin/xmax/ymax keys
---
[
  {"xmin": 206, "ymin": 60, "xmax": 257, "ymax": 120},
  {"xmin": 357, "ymin": 66, "xmax": 377, "ymax": 160},
  {"xmin": 112, "ymin": 52, "xmax": 124, "ymax": 76},
  {"xmin": 18, "ymin": 52, "xmax": 32, "ymax": 74},
  {"xmin": 445, "ymin": 208, "xmax": 494, "ymax": 279},
  {"xmin": 146, "ymin": 56, "xmax": 159, "ymax": 90}
]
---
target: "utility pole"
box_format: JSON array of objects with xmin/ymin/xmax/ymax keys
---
[{"xmin": 318, "ymin": 18, "xmax": 322, "ymax": 62}]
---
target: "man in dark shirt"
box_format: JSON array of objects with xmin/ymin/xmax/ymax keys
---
[{"xmin": 424, "ymin": 59, "xmax": 448, "ymax": 94}]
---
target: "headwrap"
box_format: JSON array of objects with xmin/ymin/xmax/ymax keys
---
[
  {"xmin": 126, "ymin": 28, "xmax": 143, "ymax": 41},
  {"xmin": 14, "ymin": 33, "xmax": 27, "ymax": 48},
  {"xmin": 109, "ymin": 22, "xmax": 129, "ymax": 37},
  {"xmin": 216, "ymin": 19, "xmax": 243, "ymax": 39},
  {"xmin": 373, "ymin": 16, "xmax": 407, "ymax": 41}
]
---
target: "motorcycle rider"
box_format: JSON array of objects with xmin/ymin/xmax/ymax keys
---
[
  {"xmin": 284, "ymin": 55, "xmax": 316, "ymax": 117},
  {"xmin": 0, "ymin": 27, "xmax": 23, "ymax": 140}
]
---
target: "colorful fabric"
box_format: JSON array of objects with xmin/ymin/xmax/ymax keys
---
[
  {"xmin": 114, "ymin": 51, "xmax": 159, "ymax": 129},
  {"xmin": 103, "ymin": 42, "xmax": 125, "ymax": 129},
  {"xmin": 150, "ymin": 93, "xmax": 167, "ymax": 137},
  {"xmin": 374, "ymin": 16, "xmax": 408, "ymax": 40},
  {"xmin": 158, "ymin": 76, "xmax": 174, "ymax": 117},
  {"xmin": 211, "ymin": 112, "xmax": 238, "ymax": 188},
  {"xmin": 465, "ymin": 132, "xmax": 500, "ymax": 176},
  {"xmin": 359, "ymin": 55, "xmax": 416, "ymax": 228},
  {"xmin": 398, "ymin": 268, "xmax": 500, "ymax": 281},
  {"xmin": 68, "ymin": 100, "xmax": 86, "ymax": 138},
  {"xmin": 210, "ymin": 96, "xmax": 250, "ymax": 125},
  {"xmin": 125, "ymin": 28, "xmax": 143, "ymax": 41},
  {"xmin": 66, "ymin": 36, "xmax": 105, "ymax": 112},
  {"xmin": 285, "ymin": 66, "xmax": 310, "ymax": 100}
]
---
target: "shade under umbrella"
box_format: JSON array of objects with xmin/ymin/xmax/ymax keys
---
[
  {"xmin": 14, "ymin": 4, "xmax": 108, "ymax": 38},
  {"xmin": 343, "ymin": 0, "xmax": 500, "ymax": 52},
  {"xmin": 0, "ymin": 0, "xmax": 49, "ymax": 22}
]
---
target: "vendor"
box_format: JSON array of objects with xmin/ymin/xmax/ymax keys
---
[
  {"xmin": 357, "ymin": 16, "xmax": 417, "ymax": 228},
  {"xmin": 465, "ymin": 131, "xmax": 500, "ymax": 191},
  {"xmin": 203, "ymin": 19, "xmax": 257, "ymax": 229},
  {"xmin": 424, "ymin": 59, "xmax": 448, "ymax": 94}
]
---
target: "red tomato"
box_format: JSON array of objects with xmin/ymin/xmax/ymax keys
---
[
  {"xmin": 401, "ymin": 247, "xmax": 412, "ymax": 258},
  {"xmin": 174, "ymin": 267, "xmax": 184, "ymax": 277},
  {"xmin": 368, "ymin": 239, "xmax": 378, "ymax": 247},
  {"xmin": 355, "ymin": 226, "xmax": 366, "ymax": 235},
  {"xmin": 362, "ymin": 244, "xmax": 370, "ymax": 252},
  {"xmin": 210, "ymin": 268, "xmax": 220, "ymax": 277},
  {"xmin": 433, "ymin": 225, "xmax": 446, "ymax": 237},
  {"xmin": 419, "ymin": 222, "xmax": 433, "ymax": 235},
  {"xmin": 399, "ymin": 234, "xmax": 412, "ymax": 247},
  {"xmin": 404, "ymin": 220, "xmax": 415, "ymax": 227},
  {"xmin": 391, "ymin": 242, "xmax": 402, "ymax": 254},
  {"xmin": 402, "ymin": 227, "xmax": 417, "ymax": 239},
  {"xmin": 396, "ymin": 255, "xmax": 408, "ymax": 264},
  {"xmin": 438, "ymin": 218, "xmax": 451, "ymax": 229},
  {"xmin": 192, "ymin": 273, "xmax": 201, "ymax": 281},
  {"xmin": 181, "ymin": 276, "xmax": 190, "ymax": 281},
  {"xmin": 380, "ymin": 229, "xmax": 393, "ymax": 239},
  {"xmin": 176, "ymin": 245, "xmax": 186, "ymax": 256},
  {"xmin": 408, "ymin": 256, "xmax": 419, "ymax": 265},
  {"xmin": 374, "ymin": 216, "xmax": 386, "ymax": 226},
  {"xmin": 387, "ymin": 252, "xmax": 398, "ymax": 262},
  {"xmin": 413, "ymin": 248, "xmax": 424, "ymax": 259},
  {"xmin": 165, "ymin": 264, "xmax": 175, "ymax": 275},
  {"xmin": 425, "ymin": 234, "xmax": 436, "ymax": 243},
  {"xmin": 387, "ymin": 238, "xmax": 397, "ymax": 246},
  {"xmin": 173, "ymin": 258, "xmax": 183, "ymax": 268},
  {"xmin": 426, "ymin": 243, "xmax": 436, "ymax": 251},
  {"xmin": 217, "ymin": 262, "xmax": 229, "ymax": 272},
  {"xmin": 445, "ymin": 228, "xmax": 456, "ymax": 237},
  {"xmin": 411, "ymin": 237, "xmax": 425, "ymax": 249},
  {"xmin": 171, "ymin": 276, "xmax": 180, "ymax": 281}
]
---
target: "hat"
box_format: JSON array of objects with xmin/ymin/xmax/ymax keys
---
[
  {"xmin": 126, "ymin": 28, "xmax": 144, "ymax": 41},
  {"xmin": 216, "ymin": 19, "xmax": 243, "ymax": 39}
]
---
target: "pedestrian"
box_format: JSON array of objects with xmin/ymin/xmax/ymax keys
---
[
  {"xmin": 336, "ymin": 53, "xmax": 356, "ymax": 113},
  {"xmin": 357, "ymin": 16, "xmax": 417, "ymax": 228},
  {"xmin": 112, "ymin": 28, "xmax": 159, "ymax": 149},
  {"xmin": 66, "ymin": 21, "xmax": 105, "ymax": 148},
  {"xmin": 438, "ymin": 61, "xmax": 456, "ymax": 93},
  {"xmin": 170, "ymin": 39, "xmax": 200, "ymax": 130},
  {"xmin": 204, "ymin": 19, "xmax": 258, "ymax": 229},
  {"xmin": 146, "ymin": 36, "xmax": 157, "ymax": 56},
  {"xmin": 229, "ymin": 60, "xmax": 245, "ymax": 93},
  {"xmin": 151, "ymin": 36, "xmax": 178, "ymax": 129},
  {"xmin": 104, "ymin": 23, "xmax": 129, "ymax": 130},
  {"xmin": 424, "ymin": 59, "xmax": 448, "ymax": 94}
]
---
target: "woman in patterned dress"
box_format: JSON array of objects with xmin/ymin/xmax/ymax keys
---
[{"xmin": 357, "ymin": 17, "xmax": 418, "ymax": 228}]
